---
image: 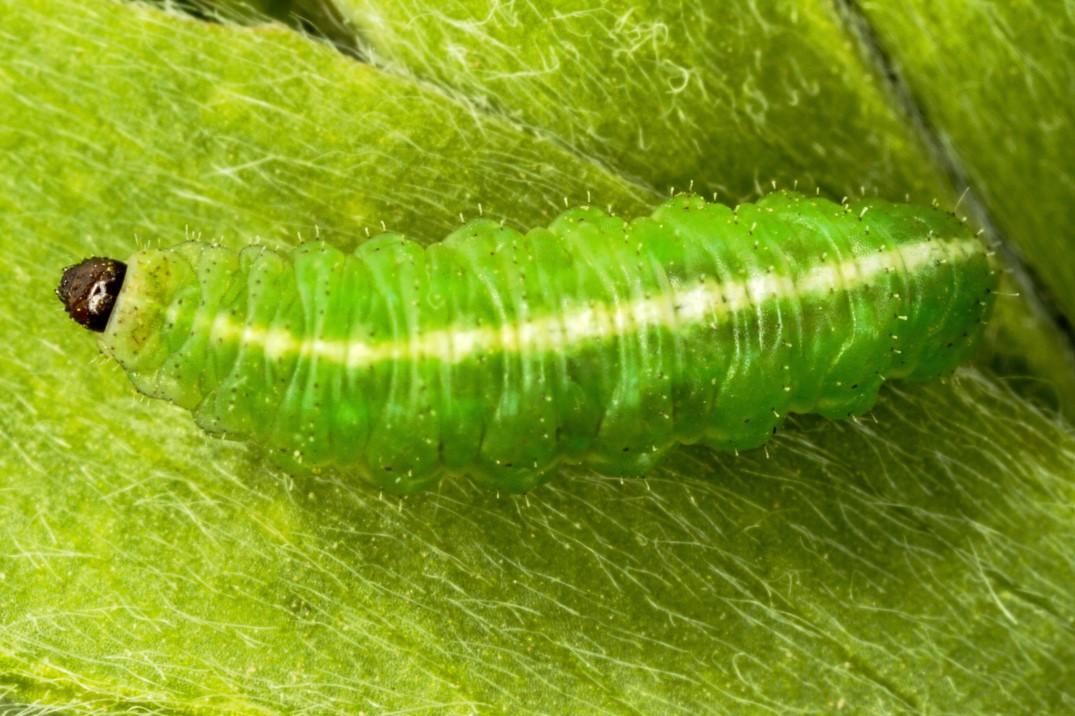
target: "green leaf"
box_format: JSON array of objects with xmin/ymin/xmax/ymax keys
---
[
  {"xmin": 858, "ymin": 0, "xmax": 1075, "ymax": 326},
  {"xmin": 1, "ymin": 0, "xmax": 1073, "ymax": 712},
  {"xmin": 333, "ymin": 0, "xmax": 947, "ymax": 202},
  {"xmin": 0, "ymin": 2, "xmax": 652, "ymax": 249}
]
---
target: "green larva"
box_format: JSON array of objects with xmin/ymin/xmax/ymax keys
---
[{"xmin": 58, "ymin": 191, "xmax": 996, "ymax": 492}]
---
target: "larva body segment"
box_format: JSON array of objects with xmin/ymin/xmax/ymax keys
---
[{"xmin": 89, "ymin": 192, "xmax": 995, "ymax": 492}]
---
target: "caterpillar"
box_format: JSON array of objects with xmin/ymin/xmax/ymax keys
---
[{"xmin": 58, "ymin": 191, "xmax": 996, "ymax": 493}]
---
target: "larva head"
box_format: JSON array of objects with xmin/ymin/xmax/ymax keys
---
[{"xmin": 56, "ymin": 257, "xmax": 127, "ymax": 332}]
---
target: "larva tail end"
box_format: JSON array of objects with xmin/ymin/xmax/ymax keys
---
[{"xmin": 57, "ymin": 257, "xmax": 127, "ymax": 332}]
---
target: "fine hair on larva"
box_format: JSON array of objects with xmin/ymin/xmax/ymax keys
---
[{"xmin": 57, "ymin": 191, "xmax": 997, "ymax": 493}]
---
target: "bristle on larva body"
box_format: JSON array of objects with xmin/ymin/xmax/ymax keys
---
[{"xmin": 87, "ymin": 191, "xmax": 996, "ymax": 492}]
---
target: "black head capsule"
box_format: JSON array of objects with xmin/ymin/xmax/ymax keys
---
[{"xmin": 56, "ymin": 257, "xmax": 127, "ymax": 332}]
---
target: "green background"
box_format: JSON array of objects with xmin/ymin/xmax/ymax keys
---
[{"xmin": 0, "ymin": 0, "xmax": 1072, "ymax": 711}]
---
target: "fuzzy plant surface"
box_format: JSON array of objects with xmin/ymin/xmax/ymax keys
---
[
  {"xmin": 858, "ymin": 0, "xmax": 1075, "ymax": 329},
  {"xmin": 0, "ymin": 0, "xmax": 1073, "ymax": 713}
]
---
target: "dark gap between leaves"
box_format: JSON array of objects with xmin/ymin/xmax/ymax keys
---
[
  {"xmin": 143, "ymin": 0, "xmax": 364, "ymax": 59},
  {"xmin": 833, "ymin": 0, "xmax": 1075, "ymax": 357}
]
